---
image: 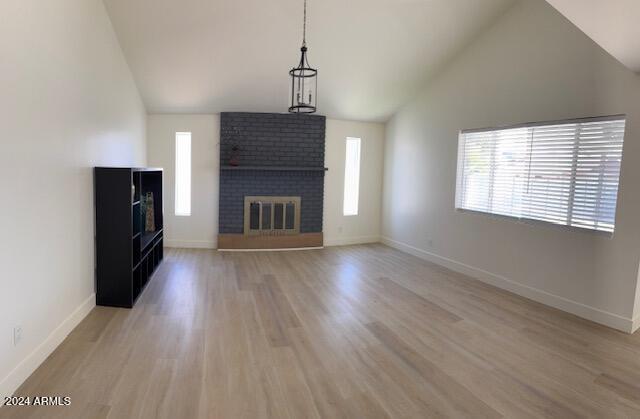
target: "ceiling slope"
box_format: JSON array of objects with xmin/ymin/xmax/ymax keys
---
[
  {"xmin": 545, "ymin": 0, "xmax": 640, "ymax": 73},
  {"xmin": 103, "ymin": 0, "xmax": 514, "ymax": 121}
]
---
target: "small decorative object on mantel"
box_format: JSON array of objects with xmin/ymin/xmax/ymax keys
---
[
  {"xmin": 288, "ymin": 0, "xmax": 317, "ymax": 113},
  {"xmin": 145, "ymin": 192, "xmax": 155, "ymax": 232},
  {"xmin": 229, "ymin": 145, "xmax": 240, "ymax": 166}
]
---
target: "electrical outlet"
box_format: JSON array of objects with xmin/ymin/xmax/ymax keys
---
[{"xmin": 13, "ymin": 327, "xmax": 22, "ymax": 346}]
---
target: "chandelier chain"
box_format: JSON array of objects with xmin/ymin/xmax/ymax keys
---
[{"xmin": 302, "ymin": 0, "xmax": 307, "ymax": 47}]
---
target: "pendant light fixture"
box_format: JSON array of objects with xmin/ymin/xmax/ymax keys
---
[{"xmin": 288, "ymin": 0, "xmax": 317, "ymax": 113}]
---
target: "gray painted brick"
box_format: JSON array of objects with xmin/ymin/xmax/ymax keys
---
[{"xmin": 218, "ymin": 112, "xmax": 326, "ymax": 234}]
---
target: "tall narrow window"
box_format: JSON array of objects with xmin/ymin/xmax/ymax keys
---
[
  {"xmin": 175, "ymin": 132, "xmax": 191, "ymax": 216},
  {"xmin": 343, "ymin": 137, "xmax": 361, "ymax": 216}
]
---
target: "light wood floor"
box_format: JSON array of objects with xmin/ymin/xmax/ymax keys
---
[{"xmin": 3, "ymin": 245, "xmax": 640, "ymax": 418}]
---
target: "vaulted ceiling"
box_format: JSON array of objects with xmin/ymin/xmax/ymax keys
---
[
  {"xmin": 545, "ymin": 0, "xmax": 640, "ymax": 73},
  {"xmin": 103, "ymin": 0, "xmax": 515, "ymax": 122}
]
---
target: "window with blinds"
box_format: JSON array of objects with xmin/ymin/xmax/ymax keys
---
[{"xmin": 455, "ymin": 116, "xmax": 626, "ymax": 234}]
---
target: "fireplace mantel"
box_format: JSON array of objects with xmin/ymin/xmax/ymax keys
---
[{"xmin": 220, "ymin": 166, "xmax": 328, "ymax": 172}]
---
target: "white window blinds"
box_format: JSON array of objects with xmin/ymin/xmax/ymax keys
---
[{"xmin": 455, "ymin": 116, "xmax": 626, "ymax": 234}]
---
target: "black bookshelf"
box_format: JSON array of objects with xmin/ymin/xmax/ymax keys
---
[{"xmin": 94, "ymin": 167, "xmax": 164, "ymax": 308}]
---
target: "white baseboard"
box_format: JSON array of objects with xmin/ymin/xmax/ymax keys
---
[
  {"xmin": 164, "ymin": 239, "xmax": 216, "ymax": 249},
  {"xmin": 381, "ymin": 236, "xmax": 635, "ymax": 334},
  {"xmin": 324, "ymin": 235, "xmax": 380, "ymax": 247},
  {"xmin": 0, "ymin": 293, "xmax": 96, "ymax": 400}
]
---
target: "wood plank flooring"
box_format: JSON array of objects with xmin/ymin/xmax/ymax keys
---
[{"xmin": 3, "ymin": 244, "xmax": 640, "ymax": 418}]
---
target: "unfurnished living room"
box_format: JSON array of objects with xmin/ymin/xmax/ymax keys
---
[{"xmin": 2, "ymin": 0, "xmax": 640, "ymax": 417}]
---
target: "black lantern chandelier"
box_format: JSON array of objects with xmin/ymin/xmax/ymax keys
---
[{"xmin": 288, "ymin": 0, "xmax": 317, "ymax": 113}]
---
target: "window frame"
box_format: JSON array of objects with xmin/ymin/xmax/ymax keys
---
[
  {"xmin": 174, "ymin": 131, "xmax": 192, "ymax": 217},
  {"xmin": 343, "ymin": 136, "xmax": 362, "ymax": 216},
  {"xmin": 455, "ymin": 115, "xmax": 626, "ymax": 236}
]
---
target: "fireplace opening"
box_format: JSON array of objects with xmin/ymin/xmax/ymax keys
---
[{"xmin": 244, "ymin": 196, "xmax": 301, "ymax": 235}]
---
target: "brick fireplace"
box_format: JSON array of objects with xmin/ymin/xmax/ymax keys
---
[{"xmin": 218, "ymin": 112, "xmax": 326, "ymax": 249}]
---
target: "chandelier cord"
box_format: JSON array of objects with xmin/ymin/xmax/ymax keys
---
[{"xmin": 302, "ymin": 0, "xmax": 307, "ymax": 47}]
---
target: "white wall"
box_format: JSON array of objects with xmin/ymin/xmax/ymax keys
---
[
  {"xmin": 147, "ymin": 115, "xmax": 384, "ymax": 249},
  {"xmin": 382, "ymin": 0, "xmax": 640, "ymax": 332},
  {"xmin": 147, "ymin": 115, "xmax": 220, "ymax": 249},
  {"xmin": 545, "ymin": 0, "xmax": 640, "ymax": 73},
  {"xmin": 324, "ymin": 119, "xmax": 385, "ymax": 246},
  {"xmin": 0, "ymin": 0, "xmax": 146, "ymax": 399}
]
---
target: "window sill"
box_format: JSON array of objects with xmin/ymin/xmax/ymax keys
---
[{"xmin": 455, "ymin": 208, "xmax": 614, "ymax": 238}]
